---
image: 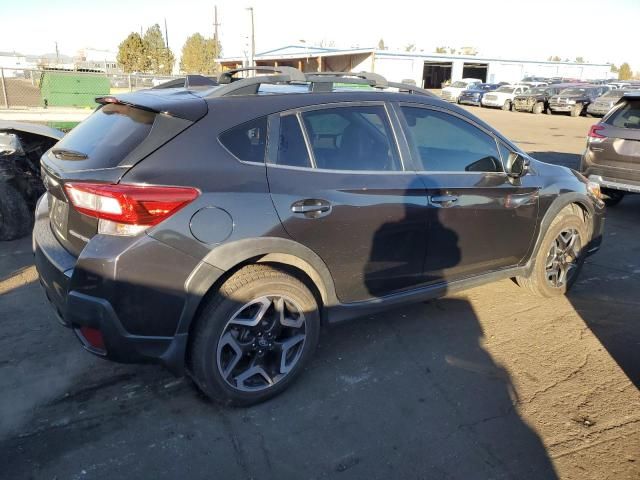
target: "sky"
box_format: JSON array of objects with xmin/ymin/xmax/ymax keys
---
[{"xmin": 1, "ymin": 0, "xmax": 638, "ymax": 71}]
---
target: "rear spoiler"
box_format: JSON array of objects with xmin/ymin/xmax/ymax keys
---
[{"xmin": 95, "ymin": 89, "xmax": 208, "ymax": 121}]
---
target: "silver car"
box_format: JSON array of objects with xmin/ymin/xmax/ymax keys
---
[{"xmin": 587, "ymin": 89, "xmax": 627, "ymax": 117}]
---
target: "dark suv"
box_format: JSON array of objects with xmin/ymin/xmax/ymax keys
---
[
  {"xmin": 34, "ymin": 68, "xmax": 605, "ymax": 405},
  {"xmin": 548, "ymin": 85, "xmax": 609, "ymax": 117}
]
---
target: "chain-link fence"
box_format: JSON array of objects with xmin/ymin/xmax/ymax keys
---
[{"xmin": 0, "ymin": 68, "xmax": 183, "ymax": 109}]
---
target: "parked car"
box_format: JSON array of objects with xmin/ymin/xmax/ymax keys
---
[
  {"xmin": 513, "ymin": 84, "xmax": 577, "ymax": 114},
  {"xmin": 33, "ymin": 68, "xmax": 605, "ymax": 405},
  {"xmin": 0, "ymin": 121, "xmax": 63, "ymax": 240},
  {"xmin": 520, "ymin": 81, "xmax": 548, "ymax": 88},
  {"xmin": 581, "ymin": 92, "xmax": 640, "ymax": 206},
  {"xmin": 587, "ymin": 89, "xmax": 628, "ymax": 117},
  {"xmin": 548, "ymin": 86, "xmax": 609, "ymax": 117},
  {"xmin": 481, "ymin": 84, "xmax": 530, "ymax": 110},
  {"xmin": 441, "ymin": 78, "xmax": 483, "ymax": 102},
  {"xmin": 457, "ymin": 83, "xmax": 500, "ymax": 106}
]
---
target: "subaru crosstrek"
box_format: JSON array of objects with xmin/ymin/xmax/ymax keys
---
[{"xmin": 34, "ymin": 68, "xmax": 605, "ymax": 405}]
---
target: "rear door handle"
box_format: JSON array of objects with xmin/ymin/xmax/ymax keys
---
[
  {"xmin": 430, "ymin": 195, "xmax": 458, "ymax": 207},
  {"xmin": 291, "ymin": 199, "xmax": 332, "ymax": 217}
]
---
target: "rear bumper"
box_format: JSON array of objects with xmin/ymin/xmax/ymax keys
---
[
  {"xmin": 32, "ymin": 195, "xmax": 217, "ymax": 374},
  {"xmin": 587, "ymin": 174, "xmax": 640, "ymax": 194},
  {"xmin": 459, "ymin": 98, "xmax": 481, "ymax": 106}
]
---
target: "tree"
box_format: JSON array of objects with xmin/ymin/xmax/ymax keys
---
[
  {"xmin": 180, "ymin": 33, "xmax": 222, "ymax": 74},
  {"xmin": 117, "ymin": 33, "xmax": 149, "ymax": 73},
  {"xmin": 610, "ymin": 64, "xmax": 619, "ymax": 73},
  {"xmin": 377, "ymin": 38, "xmax": 386, "ymax": 50},
  {"xmin": 618, "ymin": 62, "xmax": 632, "ymax": 80},
  {"xmin": 449, "ymin": 47, "xmax": 456, "ymax": 54},
  {"xmin": 548, "ymin": 55, "xmax": 561, "ymax": 62},
  {"xmin": 435, "ymin": 46, "xmax": 447, "ymax": 54},
  {"xmin": 143, "ymin": 24, "xmax": 175, "ymax": 74},
  {"xmin": 575, "ymin": 56, "xmax": 585, "ymax": 63},
  {"xmin": 405, "ymin": 43, "xmax": 416, "ymax": 52}
]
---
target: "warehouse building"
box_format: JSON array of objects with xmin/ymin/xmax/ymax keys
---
[{"xmin": 218, "ymin": 45, "xmax": 614, "ymax": 87}]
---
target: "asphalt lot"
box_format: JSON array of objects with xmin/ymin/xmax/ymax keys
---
[{"xmin": 1, "ymin": 106, "xmax": 638, "ymax": 480}]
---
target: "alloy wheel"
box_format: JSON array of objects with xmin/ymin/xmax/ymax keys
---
[
  {"xmin": 545, "ymin": 228, "xmax": 582, "ymax": 288},
  {"xmin": 216, "ymin": 295, "xmax": 307, "ymax": 392}
]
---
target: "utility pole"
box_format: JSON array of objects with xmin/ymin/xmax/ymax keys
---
[
  {"xmin": 247, "ymin": 7, "xmax": 255, "ymax": 70},
  {"xmin": 213, "ymin": 5, "xmax": 220, "ymax": 43},
  {"xmin": 164, "ymin": 18, "xmax": 169, "ymax": 48},
  {"xmin": 55, "ymin": 41, "xmax": 60, "ymax": 64}
]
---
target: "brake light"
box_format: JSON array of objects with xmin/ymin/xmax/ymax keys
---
[
  {"xmin": 588, "ymin": 124, "xmax": 607, "ymax": 141},
  {"xmin": 64, "ymin": 183, "xmax": 199, "ymax": 235}
]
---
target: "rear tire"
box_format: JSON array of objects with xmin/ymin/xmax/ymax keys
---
[
  {"xmin": 601, "ymin": 188, "xmax": 625, "ymax": 207},
  {"xmin": 189, "ymin": 264, "xmax": 321, "ymax": 406},
  {"xmin": 516, "ymin": 205, "xmax": 588, "ymax": 297},
  {"xmin": 0, "ymin": 182, "xmax": 33, "ymax": 241},
  {"xmin": 502, "ymin": 100, "xmax": 512, "ymax": 111}
]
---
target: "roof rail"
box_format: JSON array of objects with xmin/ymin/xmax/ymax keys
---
[
  {"xmin": 218, "ymin": 66, "xmax": 307, "ymax": 84},
  {"xmin": 151, "ymin": 74, "xmax": 218, "ymax": 89},
  {"xmin": 206, "ymin": 67, "xmax": 435, "ymax": 98}
]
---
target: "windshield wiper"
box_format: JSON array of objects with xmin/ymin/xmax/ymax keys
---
[{"xmin": 52, "ymin": 148, "xmax": 88, "ymax": 160}]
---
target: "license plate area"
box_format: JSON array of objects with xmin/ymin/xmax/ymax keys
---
[{"xmin": 49, "ymin": 194, "xmax": 69, "ymax": 238}]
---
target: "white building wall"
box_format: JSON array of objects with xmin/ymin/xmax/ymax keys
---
[{"xmin": 370, "ymin": 55, "xmax": 423, "ymax": 83}]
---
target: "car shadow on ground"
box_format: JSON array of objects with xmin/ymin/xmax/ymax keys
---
[{"xmin": 568, "ymin": 194, "xmax": 640, "ymax": 388}]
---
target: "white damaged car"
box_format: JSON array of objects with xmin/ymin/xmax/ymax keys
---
[{"xmin": 481, "ymin": 84, "xmax": 530, "ymax": 111}]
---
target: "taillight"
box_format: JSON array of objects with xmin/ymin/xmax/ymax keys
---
[
  {"xmin": 64, "ymin": 183, "xmax": 199, "ymax": 236},
  {"xmin": 588, "ymin": 124, "xmax": 607, "ymax": 142}
]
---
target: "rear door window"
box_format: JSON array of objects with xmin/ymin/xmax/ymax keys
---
[
  {"xmin": 606, "ymin": 100, "xmax": 640, "ymax": 129},
  {"xmin": 276, "ymin": 115, "xmax": 311, "ymax": 167},
  {"xmin": 219, "ymin": 116, "xmax": 268, "ymax": 163},
  {"xmin": 53, "ymin": 104, "xmax": 155, "ymax": 169},
  {"xmin": 401, "ymin": 106, "xmax": 503, "ymax": 173},
  {"xmin": 300, "ymin": 105, "xmax": 401, "ymax": 171}
]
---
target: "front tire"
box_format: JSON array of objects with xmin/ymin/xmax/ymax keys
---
[
  {"xmin": 516, "ymin": 205, "xmax": 588, "ymax": 297},
  {"xmin": 189, "ymin": 264, "xmax": 321, "ymax": 406},
  {"xmin": 532, "ymin": 102, "xmax": 544, "ymax": 114},
  {"xmin": 570, "ymin": 104, "xmax": 583, "ymax": 117},
  {"xmin": 502, "ymin": 100, "xmax": 512, "ymax": 111}
]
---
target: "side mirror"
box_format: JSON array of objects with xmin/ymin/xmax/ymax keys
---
[{"xmin": 506, "ymin": 152, "xmax": 529, "ymax": 178}]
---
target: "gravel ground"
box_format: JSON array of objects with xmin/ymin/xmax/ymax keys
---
[{"xmin": 0, "ymin": 106, "xmax": 638, "ymax": 480}]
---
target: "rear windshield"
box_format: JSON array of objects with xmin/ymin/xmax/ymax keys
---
[
  {"xmin": 53, "ymin": 104, "xmax": 155, "ymax": 168},
  {"xmin": 606, "ymin": 100, "xmax": 640, "ymax": 129}
]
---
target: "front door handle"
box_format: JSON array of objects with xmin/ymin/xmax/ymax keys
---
[
  {"xmin": 430, "ymin": 195, "xmax": 458, "ymax": 207},
  {"xmin": 291, "ymin": 199, "xmax": 332, "ymax": 218}
]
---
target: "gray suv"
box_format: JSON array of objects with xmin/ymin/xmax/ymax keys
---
[
  {"xmin": 33, "ymin": 68, "xmax": 605, "ymax": 405},
  {"xmin": 581, "ymin": 93, "xmax": 640, "ymax": 205}
]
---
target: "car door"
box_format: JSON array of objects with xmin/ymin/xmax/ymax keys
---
[
  {"xmin": 397, "ymin": 104, "xmax": 539, "ymax": 283},
  {"xmin": 266, "ymin": 102, "xmax": 429, "ymax": 303}
]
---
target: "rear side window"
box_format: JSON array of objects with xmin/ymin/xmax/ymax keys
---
[
  {"xmin": 219, "ymin": 116, "xmax": 268, "ymax": 163},
  {"xmin": 277, "ymin": 115, "xmax": 311, "ymax": 167},
  {"xmin": 401, "ymin": 107, "xmax": 503, "ymax": 173},
  {"xmin": 53, "ymin": 104, "xmax": 155, "ymax": 168},
  {"xmin": 606, "ymin": 100, "xmax": 640, "ymax": 129},
  {"xmin": 301, "ymin": 106, "xmax": 401, "ymax": 171}
]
